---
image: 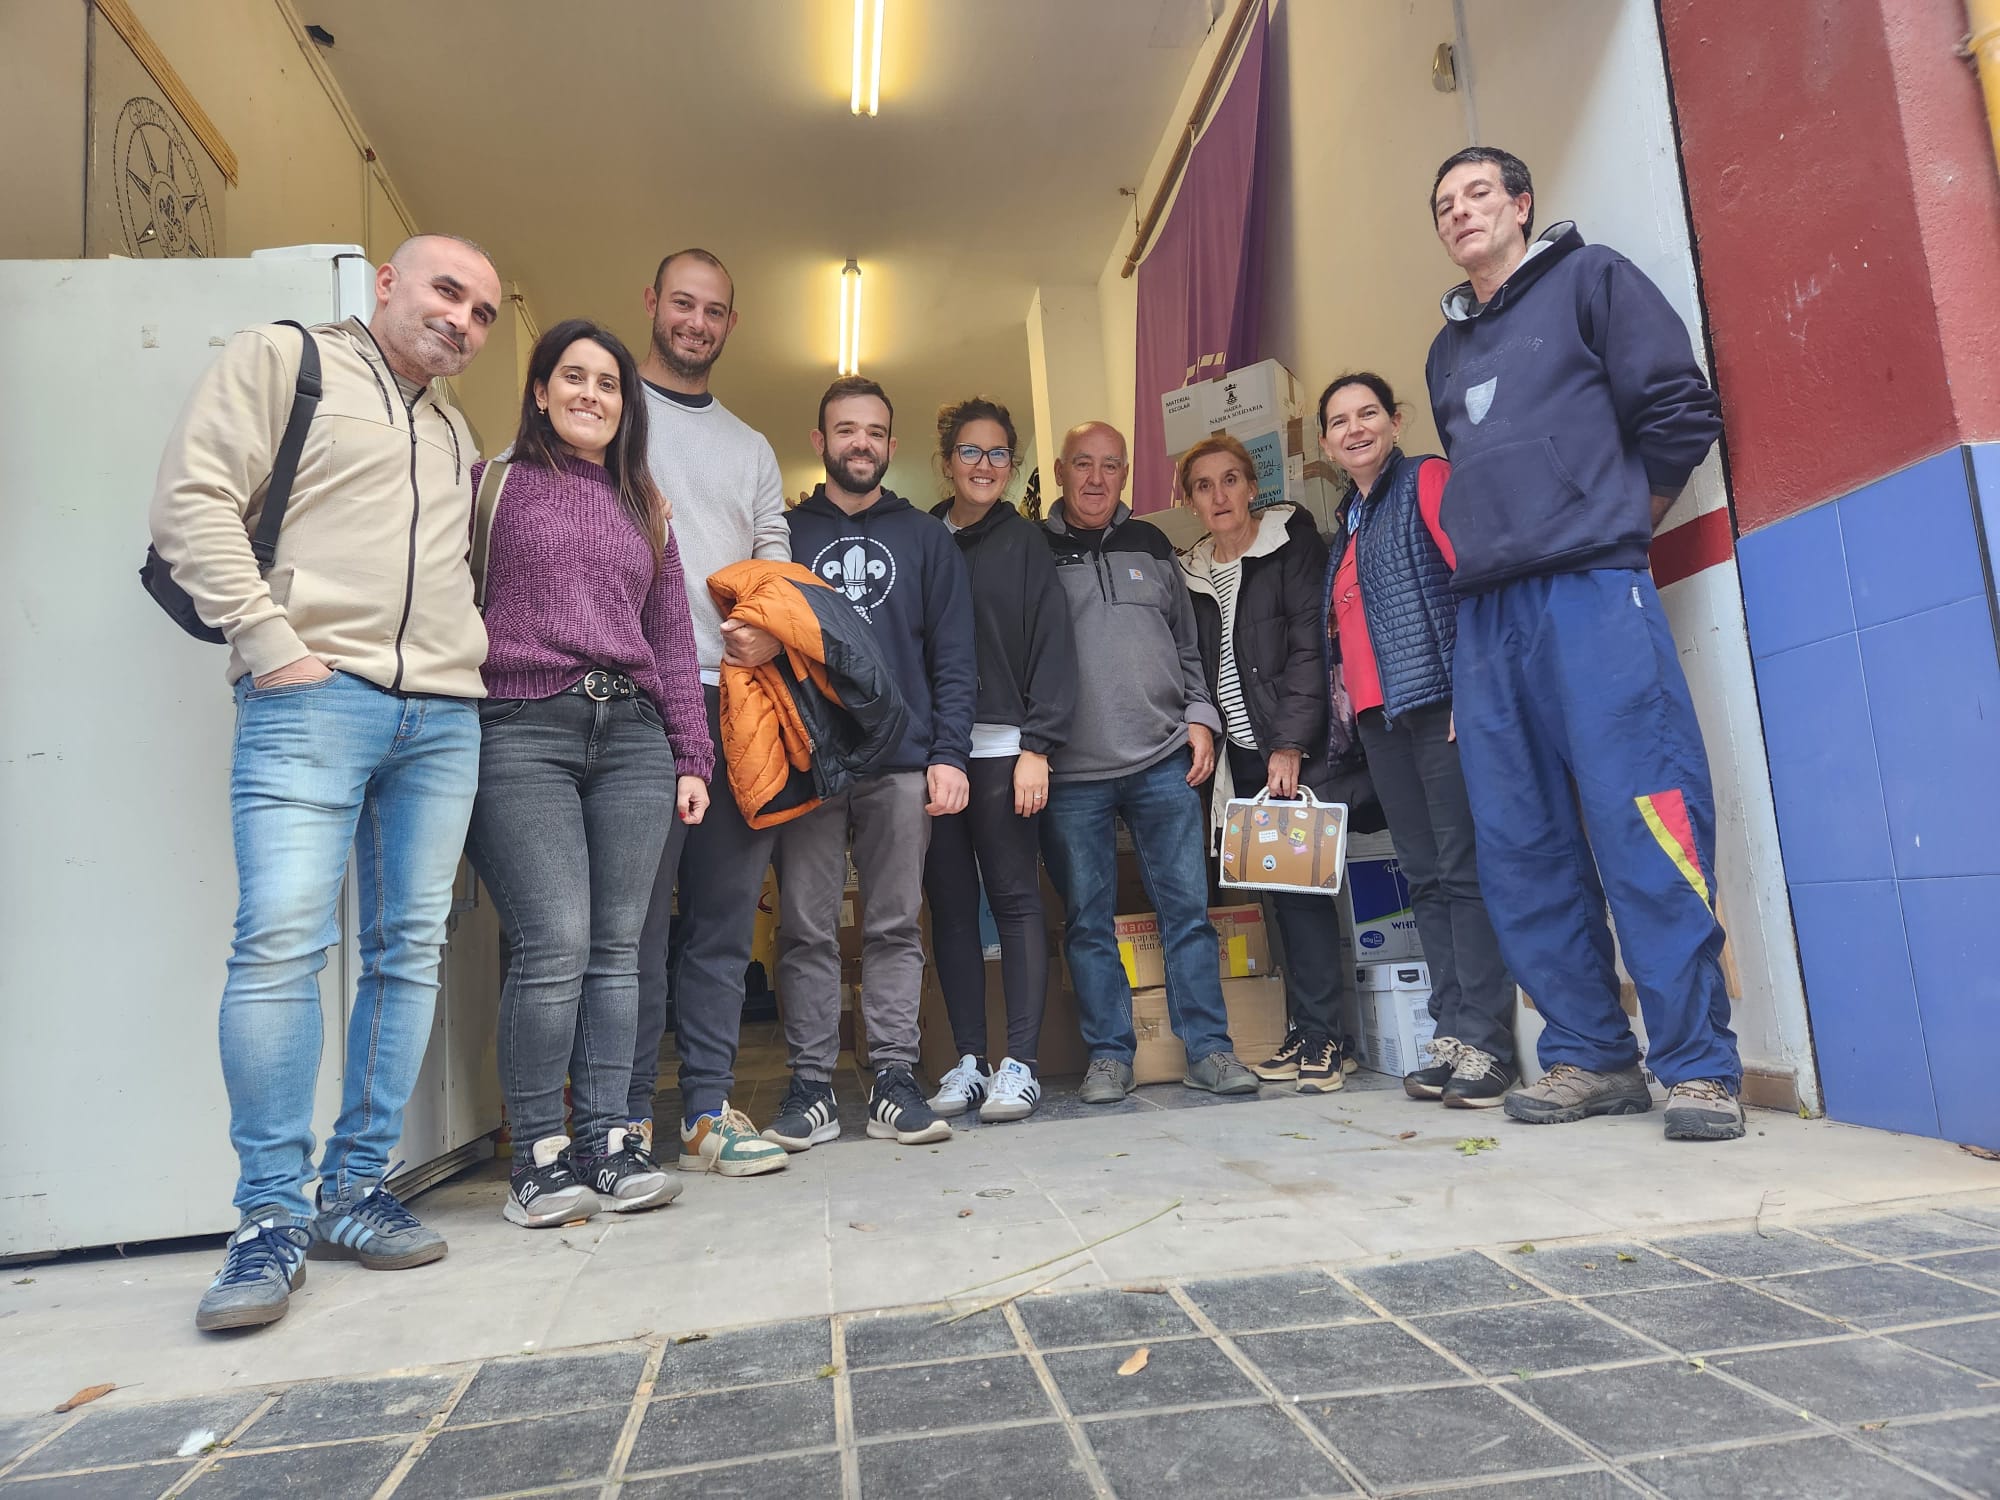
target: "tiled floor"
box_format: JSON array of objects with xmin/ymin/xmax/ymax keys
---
[{"xmin": 6, "ymin": 1203, "xmax": 2000, "ymax": 1498}]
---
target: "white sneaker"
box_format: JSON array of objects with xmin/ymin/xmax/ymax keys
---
[
  {"xmin": 979, "ymin": 1058, "xmax": 1041, "ymax": 1123},
  {"xmin": 928, "ymin": 1054, "xmax": 991, "ymax": 1117}
]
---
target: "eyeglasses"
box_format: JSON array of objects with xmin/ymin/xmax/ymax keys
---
[{"xmin": 952, "ymin": 444, "xmax": 1014, "ymax": 468}]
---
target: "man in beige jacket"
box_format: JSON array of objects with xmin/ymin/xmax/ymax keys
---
[{"xmin": 149, "ymin": 234, "xmax": 501, "ymax": 1332}]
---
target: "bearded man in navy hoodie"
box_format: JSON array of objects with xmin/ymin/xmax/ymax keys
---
[
  {"xmin": 753, "ymin": 376, "xmax": 977, "ymax": 1153},
  {"xmin": 1423, "ymin": 146, "xmax": 1744, "ymax": 1143}
]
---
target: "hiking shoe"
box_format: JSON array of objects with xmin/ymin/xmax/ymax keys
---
[
  {"xmin": 762, "ymin": 1077, "xmax": 841, "ymax": 1153},
  {"xmin": 1503, "ymin": 1063, "xmax": 1652, "ymax": 1124},
  {"xmin": 1250, "ymin": 1027, "xmax": 1307, "ymax": 1081},
  {"xmin": 1337, "ymin": 1036, "xmax": 1360, "ymax": 1075},
  {"xmin": 1296, "ymin": 1034, "xmax": 1345, "ymax": 1094},
  {"xmin": 195, "ymin": 1211, "xmax": 311, "ymax": 1332},
  {"xmin": 1442, "ymin": 1046, "xmax": 1516, "ymax": 1109},
  {"xmin": 868, "ymin": 1065, "xmax": 952, "ymax": 1144},
  {"xmin": 310, "ymin": 1171, "xmax": 446, "ymax": 1269},
  {"xmin": 1664, "ymin": 1079, "xmax": 1746, "ymax": 1141},
  {"xmin": 682, "ymin": 1103, "xmax": 789, "ymax": 1176},
  {"xmin": 980, "ymin": 1058, "xmax": 1041, "ymax": 1123},
  {"xmin": 1185, "ymin": 1051, "xmax": 1259, "ymax": 1095},
  {"xmin": 504, "ymin": 1135, "xmax": 598, "ymax": 1228},
  {"xmin": 1079, "ymin": 1056, "xmax": 1134, "ymax": 1104},
  {"xmin": 577, "ymin": 1127, "xmax": 682, "ymax": 1212},
  {"xmin": 928, "ymin": 1054, "xmax": 992, "ymax": 1117},
  {"xmin": 1404, "ymin": 1036, "xmax": 1463, "ymax": 1100}
]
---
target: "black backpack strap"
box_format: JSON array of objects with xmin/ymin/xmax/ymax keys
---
[{"xmin": 247, "ymin": 320, "xmax": 323, "ymax": 573}]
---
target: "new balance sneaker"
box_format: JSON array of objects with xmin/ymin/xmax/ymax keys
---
[
  {"xmin": 577, "ymin": 1127, "xmax": 682, "ymax": 1213},
  {"xmin": 1442, "ymin": 1046, "xmax": 1516, "ymax": 1109},
  {"xmin": 1250, "ymin": 1027, "xmax": 1307, "ymax": 1081},
  {"xmin": 1296, "ymin": 1034, "xmax": 1345, "ymax": 1094},
  {"xmin": 762, "ymin": 1077, "xmax": 841, "ymax": 1153},
  {"xmin": 980, "ymin": 1058, "xmax": 1041, "ymax": 1123},
  {"xmin": 505, "ymin": 1135, "xmax": 598, "ymax": 1228},
  {"xmin": 1404, "ymin": 1036, "xmax": 1464, "ymax": 1100},
  {"xmin": 868, "ymin": 1065, "xmax": 952, "ymax": 1144},
  {"xmin": 1079, "ymin": 1056, "xmax": 1134, "ymax": 1104},
  {"xmin": 928, "ymin": 1054, "xmax": 992, "ymax": 1117},
  {"xmin": 1503, "ymin": 1063, "xmax": 1653, "ymax": 1124},
  {"xmin": 1663, "ymin": 1079, "xmax": 1746, "ymax": 1141},
  {"xmin": 1184, "ymin": 1051, "xmax": 1259, "ymax": 1095},
  {"xmin": 310, "ymin": 1172, "xmax": 446, "ymax": 1269},
  {"xmin": 681, "ymin": 1104, "xmax": 789, "ymax": 1176},
  {"xmin": 195, "ymin": 1211, "xmax": 311, "ymax": 1332}
]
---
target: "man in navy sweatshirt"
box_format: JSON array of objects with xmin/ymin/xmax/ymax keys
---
[
  {"xmin": 754, "ymin": 376, "xmax": 977, "ymax": 1153},
  {"xmin": 1423, "ymin": 146, "xmax": 1744, "ymax": 1143}
]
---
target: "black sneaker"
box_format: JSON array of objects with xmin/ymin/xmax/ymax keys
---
[
  {"xmin": 505, "ymin": 1135, "xmax": 597, "ymax": 1229},
  {"xmin": 1250, "ymin": 1026, "xmax": 1307, "ymax": 1081},
  {"xmin": 1296, "ymin": 1034, "xmax": 1345, "ymax": 1094},
  {"xmin": 762, "ymin": 1077, "xmax": 841, "ymax": 1153},
  {"xmin": 1442, "ymin": 1046, "xmax": 1516, "ymax": 1108},
  {"xmin": 868, "ymin": 1065, "xmax": 952, "ymax": 1144},
  {"xmin": 1403, "ymin": 1036, "xmax": 1463, "ymax": 1100},
  {"xmin": 576, "ymin": 1127, "xmax": 683, "ymax": 1213}
]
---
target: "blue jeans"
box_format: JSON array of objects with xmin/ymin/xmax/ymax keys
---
[
  {"xmin": 1042, "ymin": 747, "xmax": 1233, "ymax": 1064},
  {"xmin": 221, "ymin": 671, "xmax": 478, "ymax": 1218}
]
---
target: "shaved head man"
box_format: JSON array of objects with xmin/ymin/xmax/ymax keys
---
[{"xmin": 371, "ymin": 235, "xmax": 502, "ymax": 384}]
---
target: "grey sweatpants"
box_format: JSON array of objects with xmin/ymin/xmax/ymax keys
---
[{"xmin": 773, "ymin": 771, "xmax": 931, "ymax": 1078}]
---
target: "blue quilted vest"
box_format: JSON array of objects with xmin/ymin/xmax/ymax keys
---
[{"xmin": 1330, "ymin": 449, "xmax": 1457, "ymax": 721}]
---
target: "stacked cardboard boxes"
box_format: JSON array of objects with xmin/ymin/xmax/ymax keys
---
[{"xmin": 1161, "ymin": 359, "xmax": 1345, "ymax": 519}]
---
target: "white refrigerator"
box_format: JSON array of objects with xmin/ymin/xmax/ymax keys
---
[{"xmin": 0, "ymin": 247, "xmax": 504, "ymax": 1257}]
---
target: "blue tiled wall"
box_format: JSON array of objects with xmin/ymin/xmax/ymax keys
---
[{"xmin": 1736, "ymin": 445, "xmax": 2000, "ymax": 1150}]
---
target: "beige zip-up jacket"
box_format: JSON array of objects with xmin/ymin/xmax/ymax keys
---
[{"xmin": 148, "ymin": 317, "xmax": 487, "ymax": 697}]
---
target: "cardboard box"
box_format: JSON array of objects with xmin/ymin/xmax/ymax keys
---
[
  {"xmin": 1115, "ymin": 904, "xmax": 1276, "ymax": 990},
  {"xmin": 1131, "ymin": 975, "xmax": 1290, "ymax": 1085},
  {"xmin": 1160, "ymin": 382, "xmax": 1215, "ymax": 455},
  {"xmin": 1340, "ymin": 830, "xmax": 1422, "ymax": 961},
  {"xmin": 1353, "ymin": 962, "xmax": 1436, "ymax": 1077},
  {"xmin": 1207, "ymin": 359, "xmax": 1304, "ymax": 431},
  {"xmin": 1218, "ymin": 795, "xmax": 1348, "ymax": 894},
  {"xmin": 917, "ymin": 958, "xmax": 1089, "ymax": 1081}
]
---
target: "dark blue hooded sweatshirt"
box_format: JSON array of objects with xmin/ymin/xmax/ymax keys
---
[
  {"xmin": 786, "ymin": 484, "xmax": 976, "ymax": 773},
  {"xmin": 1424, "ymin": 222, "xmax": 1723, "ymax": 594}
]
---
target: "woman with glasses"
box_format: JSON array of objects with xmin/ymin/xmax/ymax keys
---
[{"xmin": 922, "ymin": 398, "xmax": 1078, "ymax": 1124}]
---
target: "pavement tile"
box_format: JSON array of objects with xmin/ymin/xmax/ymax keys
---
[
  {"xmin": 1300, "ymin": 1386, "xmax": 1588, "ymax": 1489},
  {"xmin": 1421, "ymin": 1475, "xmax": 1639, "ymax": 1499},
  {"xmin": 1042, "ymin": 1338, "xmax": 1258, "ymax": 1416},
  {"xmin": 620, "ymin": 1452, "xmax": 843, "ymax": 1499},
  {"xmin": 855, "ymin": 1423, "xmax": 1095, "ymax": 1500},
  {"xmin": 0, "ymin": 1461, "xmax": 195, "ymax": 1498},
  {"xmin": 448, "ymin": 1346, "xmax": 646, "ymax": 1424},
  {"xmin": 1509, "ymin": 1244, "xmax": 1709, "ymax": 1295},
  {"xmin": 842, "ymin": 1306, "xmax": 1018, "ymax": 1368},
  {"xmin": 1014, "ymin": 1288, "xmax": 1197, "ymax": 1348},
  {"xmin": 1511, "ymin": 1360, "xmax": 1805, "ymax": 1456},
  {"xmin": 1863, "ymin": 1414, "xmax": 2000, "ymax": 1498},
  {"xmin": 1180, "ymin": 1269, "xmax": 1373, "ymax": 1332},
  {"xmin": 1345, "ymin": 1253, "xmax": 1545, "ymax": 1317},
  {"xmin": 653, "ymin": 1318, "xmax": 830, "ymax": 1394},
  {"xmin": 1716, "ymin": 1336, "xmax": 1997, "ymax": 1423},
  {"xmin": 13, "ymin": 1396, "xmax": 264, "ymax": 1475},
  {"xmin": 0, "ymin": 1416, "xmax": 62, "ymax": 1467},
  {"xmin": 1758, "ymin": 1264, "xmax": 2000, "ymax": 1328},
  {"xmin": 1235, "ymin": 1322, "xmax": 1466, "ymax": 1396},
  {"xmin": 1649, "ymin": 1228, "xmax": 1866, "ymax": 1279},
  {"xmin": 180, "ymin": 1438, "xmax": 406, "ymax": 1497},
  {"xmin": 1889, "ymin": 1316, "xmax": 2000, "ymax": 1378},
  {"xmin": 1415, "ymin": 1300, "xmax": 1660, "ymax": 1374},
  {"xmin": 397, "ymin": 1405, "xmax": 625, "ymax": 1498},
  {"xmin": 1812, "ymin": 1212, "xmax": 2000, "ymax": 1258},
  {"xmin": 1582, "ymin": 1281, "xmax": 1843, "ymax": 1353},
  {"xmin": 1909, "ymin": 1248, "xmax": 2000, "ymax": 1292},
  {"xmin": 1080, "ymin": 1403, "xmax": 1355, "ymax": 1498},
  {"xmin": 1941, "ymin": 1204, "xmax": 2000, "ymax": 1232},
  {"xmin": 1629, "ymin": 1433, "xmax": 1944, "ymax": 1498},
  {"xmin": 237, "ymin": 1373, "xmax": 456, "ymax": 1446},
  {"xmin": 849, "ymin": 1356, "xmax": 1053, "ymax": 1438},
  {"xmin": 629, "ymin": 1381, "xmax": 835, "ymax": 1470}
]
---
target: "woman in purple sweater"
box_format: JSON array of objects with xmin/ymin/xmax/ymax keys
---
[{"xmin": 466, "ymin": 319, "xmax": 713, "ymax": 1230}]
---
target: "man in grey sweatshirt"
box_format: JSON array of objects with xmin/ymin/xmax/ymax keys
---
[
  {"xmin": 629, "ymin": 248, "xmax": 790, "ymax": 1179},
  {"xmin": 1039, "ymin": 422, "xmax": 1258, "ymax": 1103}
]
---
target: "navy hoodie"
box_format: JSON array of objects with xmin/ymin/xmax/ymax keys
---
[
  {"xmin": 1424, "ymin": 222, "xmax": 1723, "ymax": 594},
  {"xmin": 787, "ymin": 485, "xmax": 976, "ymax": 773}
]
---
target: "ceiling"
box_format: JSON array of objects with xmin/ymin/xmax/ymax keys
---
[{"xmin": 304, "ymin": 0, "xmax": 1219, "ymax": 498}]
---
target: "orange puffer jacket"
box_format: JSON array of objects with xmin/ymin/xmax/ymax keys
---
[{"xmin": 708, "ymin": 560, "xmax": 909, "ymax": 829}]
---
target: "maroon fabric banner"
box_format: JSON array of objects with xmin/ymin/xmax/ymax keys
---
[{"xmin": 1131, "ymin": 4, "xmax": 1272, "ymax": 515}]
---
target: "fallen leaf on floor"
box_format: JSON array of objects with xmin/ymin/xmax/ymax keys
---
[
  {"xmin": 1687, "ymin": 1357, "xmax": 1707, "ymax": 1370},
  {"xmin": 1510, "ymin": 1367, "xmax": 1533, "ymax": 1381},
  {"xmin": 1581, "ymin": 1262, "xmax": 1599, "ymax": 1271},
  {"xmin": 1387, "ymin": 1250, "xmax": 1403, "ymax": 1260},
  {"xmin": 1455, "ymin": 1137, "xmax": 1499, "ymax": 1156},
  {"xmin": 1278, "ymin": 1132, "xmax": 1314, "ymax": 1141},
  {"xmin": 1798, "ymin": 1104, "xmax": 1810, "ymax": 1119},
  {"xmin": 1616, "ymin": 1252, "xmax": 1638, "ymax": 1263},
  {"xmin": 12, "ymin": 1277, "xmax": 34, "ymax": 1285},
  {"xmin": 672, "ymin": 1333, "xmax": 710, "ymax": 1345},
  {"xmin": 848, "ymin": 1222, "xmax": 878, "ymax": 1232},
  {"xmin": 1961, "ymin": 1143, "xmax": 2000, "ymax": 1162},
  {"xmin": 1117, "ymin": 1347, "xmax": 1150, "ymax": 1376},
  {"xmin": 1108, "ymin": 1152, "xmax": 1129, "ymax": 1159},
  {"xmin": 957, "ymin": 1209, "xmax": 974, "ymax": 1219},
  {"xmin": 1396, "ymin": 1131, "xmax": 1418, "ymax": 1140},
  {"xmin": 1511, "ymin": 1243, "xmax": 1535, "ymax": 1255},
  {"xmin": 53, "ymin": 1384, "xmax": 116, "ymax": 1413},
  {"xmin": 1119, "ymin": 1284, "xmax": 1168, "ymax": 1295},
  {"xmin": 1859, "ymin": 1421, "xmax": 1886, "ymax": 1431},
  {"xmin": 817, "ymin": 1364, "xmax": 840, "ymax": 1379}
]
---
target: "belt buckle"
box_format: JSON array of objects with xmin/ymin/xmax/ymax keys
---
[{"xmin": 584, "ymin": 670, "xmax": 613, "ymax": 701}]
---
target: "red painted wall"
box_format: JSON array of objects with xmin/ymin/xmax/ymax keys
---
[{"xmin": 1660, "ymin": 0, "xmax": 2000, "ymax": 531}]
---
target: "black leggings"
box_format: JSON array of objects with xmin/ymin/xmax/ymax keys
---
[{"xmin": 922, "ymin": 756, "xmax": 1047, "ymax": 1065}]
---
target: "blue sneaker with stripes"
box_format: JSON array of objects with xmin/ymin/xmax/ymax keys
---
[
  {"xmin": 195, "ymin": 1210, "xmax": 311, "ymax": 1332},
  {"xmin": 308, "ymin": 1170, "xmax": 447, "ymax": 1270}
]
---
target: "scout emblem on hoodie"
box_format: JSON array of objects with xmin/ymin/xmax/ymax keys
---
[
  {"xmin": 1465, "ymin": 376, "xmax": 1498, "ymax": 425},
  {"xmin": 811, "ymin": 536, "xmax": 897, "ymax": 620}
]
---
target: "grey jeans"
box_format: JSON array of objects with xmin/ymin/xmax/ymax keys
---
[{"xmin": 773, "ymin": 771, "xmax": 932, "ymax": 1078}]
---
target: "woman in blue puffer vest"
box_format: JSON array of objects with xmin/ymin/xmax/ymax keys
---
[{"xmin": 1320, "ymin": 371, "xmax": 1516, "ymax": 1107}]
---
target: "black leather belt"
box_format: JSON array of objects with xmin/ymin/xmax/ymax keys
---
[{"xmin": 566, "ymin": 670, "xmax": 636, "ymax": 701}]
